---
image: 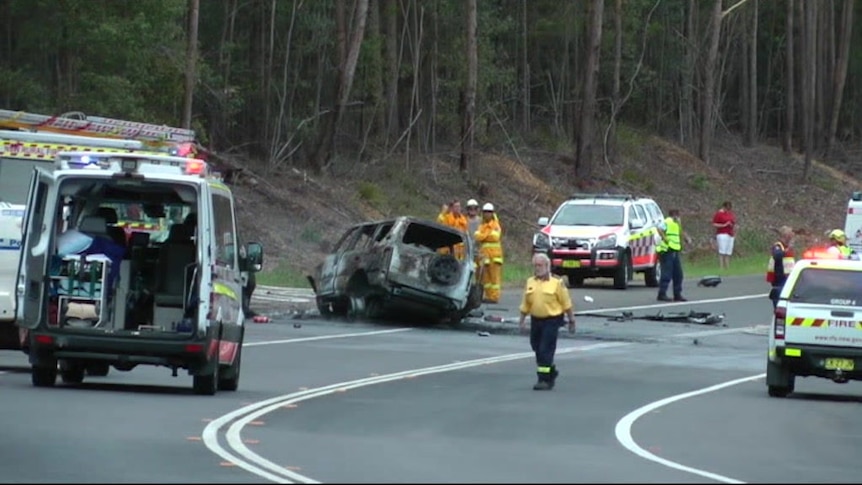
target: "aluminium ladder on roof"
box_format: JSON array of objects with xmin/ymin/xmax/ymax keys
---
[{"xmin": 0, "ymin": 109, "xmax": 196, "ymax": 144}]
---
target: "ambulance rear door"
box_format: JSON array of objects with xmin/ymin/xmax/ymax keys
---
[{"xmin": 844, "ymin": 192, "xmax": 862, "ymax": 254}]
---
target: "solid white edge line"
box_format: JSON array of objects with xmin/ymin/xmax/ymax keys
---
[
  {"xmin": 614, "ymin": 373, "xmax": 766, "ymax": 484},
  {"xmin": 204, "ymin": 342, "xmax": 629, "ymax": 484}
]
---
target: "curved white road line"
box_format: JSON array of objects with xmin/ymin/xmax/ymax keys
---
[
  {"xmin": 614, "ymin": 373, "xmax": 765, "ymax": 484},
  {"xmin": 203, "ymin": 341, "xmax": 629, "ymax": 484}
]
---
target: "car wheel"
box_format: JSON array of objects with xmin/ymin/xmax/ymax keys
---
[
  {"xmin": 613, "ymin": 252, "xmax": 632, "ymax": 290},
  {"xmin": 86, "ymin": 362, "xmax": 110, "ymax": 377},
  {"xmin": 32, "ymin": 362, "xmax": 58, "ymax": 388},
  {"xmin": 567, "ymin": 273, "xmax": 584, "ymax": 288},
  {"xmin": 60, "ymin": 361, "xmax": 86, "ymax": 385},
  {"xmin": 218, "ymin": 345, "xmax": 241, "ymax": 392},
  {"xmin": 428, "ymin": 254, "xmax": 461, "ymax": 286},
  {"xmin": 193, "ymin": 355, "xmax": 219, "ymax": 396},
  {"xmin": 644, "ymin": 260, "xmax": 660, "ymax": 287}
]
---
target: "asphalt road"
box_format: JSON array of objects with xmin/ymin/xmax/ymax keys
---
[{"xmin": 1, "ymin": 275, "xmax": 860, "ymax": 483}]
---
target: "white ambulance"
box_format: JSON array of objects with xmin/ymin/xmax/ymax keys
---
[
  {"xmin": 767, "ymin": 257, "xmax": 862, "ymax": 397},
  {"xmin": 14, "ymin": 151, "xmax": 263, "ymax": 395},
  {"xmin": 843, "ymin": 191, "xmax": 862, "ymax": 255},
  {"xmin": 0, "ymin": 129, "xmax": 153, "ymax": 351}
]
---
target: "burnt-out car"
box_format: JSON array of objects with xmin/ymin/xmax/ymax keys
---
[{"xmin": 307, "ymin": 216, "xmax": 483, "ymax": 324}]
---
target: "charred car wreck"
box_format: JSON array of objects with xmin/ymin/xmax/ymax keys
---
[{"xmin": 308, "ymin": 216, "xmax": 483, "ymax": 324}]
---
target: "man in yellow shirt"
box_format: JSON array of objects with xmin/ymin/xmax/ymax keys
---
[{"xmin": 518, "ymin": 253, "xmax": 576, "ymax": 390}]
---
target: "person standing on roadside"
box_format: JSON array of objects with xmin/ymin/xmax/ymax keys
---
[
  {"xmin": 767, "ymin": 226, "xmax": 796, "ymax": 310},
  {"xmin": 475, "ymin": 203, "xmax": 503, "ymax": 303},
  {"xmin": 464, "ymin": 199, "xmax": 482, "ymax": 265},
  {"xmin": 712, "ymin": 200, "xmax": 736, "ymax": 270},
  {"xmin": 437, "ymin": 199, "xmax": 468, "ymax": 260},
  {"xmin": 518, "ymin": 253, "xmax": 576, "ymax": 391},
  {"xmin": 656, "ymin": 209, "xmax": 687, "ymax": 302}
]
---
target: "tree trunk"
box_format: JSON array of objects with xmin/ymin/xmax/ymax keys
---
[
  {"xmin": 608, "ymin": 0, "xmax": 622, "ymax": 164},
  {"xmin": 181, "ymin": 0, "xmax": 200, "ymax": 129},
  {"xmin": 801, "ymin": 0, "xmax": 815, "ymax": 181},
  {"xmin": 574, "ymin": 0, "xmax": 604, "ymax": 182},
  {"xmin": 698, "ymin": 0, "xmax": 723, "ymax": 163},
  {"xmin": 383, "ymin": 0, "xmax": 399, "ymax": 146},
  {"xmin": 309, "ymin": 0, "xmax": 370, "ymax": 174},
  {"xmin": 783, "ymin": 0, "xmax": 794, "ymax": 153},
  {"xmin": 682, "ymin": 0, "xmax": 697, "ymax": 150},
  {"xmin": 521, "ymin": 0, "xmax": 530, "ymax": 132},
  {"xmin": 744, "ymin": 0, "xmax": 758, "ymax": 146},
  {"xmin": 459, "ymin": 0, "xmax": 478, "ymax": 173},
  {"xmin": 827, "ymin": 0, "xmax": 854, "ymax": 156},
  {"xmin": 367, "ymin": 0, "xmax": 385, "ymax": 139}
]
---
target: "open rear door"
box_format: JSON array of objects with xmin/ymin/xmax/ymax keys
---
[{"xmin": 16, "ymin": 167, "xmax": 56, "ymax": 330}]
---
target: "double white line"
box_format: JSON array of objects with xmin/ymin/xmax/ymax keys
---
[{"xmin": 202, "ymin": 341, "xmax": 629, "ymax": 484}]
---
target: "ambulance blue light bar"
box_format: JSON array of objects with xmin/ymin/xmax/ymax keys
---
[{"xmin": 55, "ymin": 151, "xmax": 209, "ymax": 177}]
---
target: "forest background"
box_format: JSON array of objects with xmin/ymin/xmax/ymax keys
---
[{"xmin": 2, "ymin": 0, "xmax": 861, "ymax": 287}]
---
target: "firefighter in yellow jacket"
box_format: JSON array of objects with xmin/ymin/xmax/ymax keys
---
[
  {"xmin": 437, "ymin": 200, "xmax": 468, "ymax": 260},
  {"xmin": 475, "ymin": 203, "xmax": 503, "ymax": 303}
]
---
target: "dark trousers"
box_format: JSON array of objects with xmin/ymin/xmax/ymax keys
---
[
  {"xmin": 530, "ymin": 315, "xmax": 562, "ymax": 382},
  {"xmin": 769, "ymin": 286, "xmax": 781, "ymax": 309},
  {"xmin": 658, "ymin": 250, "xmax": 684, "ymax": 298}
]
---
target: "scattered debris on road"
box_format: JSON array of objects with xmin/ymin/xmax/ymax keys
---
[
  {"xmin": 477, "ymin": 331, "xmax": 490, "ymax": 337},
  {"xmin": 697, "ymin": 276, "xmax": 722, "ymax": 287},
  {"xmin": 580, "ymin": 310, "xmax": 725, "ymax": 325}
]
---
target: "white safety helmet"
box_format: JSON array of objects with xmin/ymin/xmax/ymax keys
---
[
  {"xmin": 466, "ymin": 199, "xmax": 479, "ymax": 208},
  {"xmin": 482, "ymin": 202, "xmax": 495, "ymax": 212}
]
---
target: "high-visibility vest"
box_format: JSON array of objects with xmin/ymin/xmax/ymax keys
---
[
  {"xmin": 839, "ymin": 245, "xmax": 853, "ymax": 258},
  {"xmin": 656, "ymin": 217, "xmax": 681, "ymax": 253},
  {"xmin": 766, "ymin": 242, "xmax": 796, "ymax": 283}
]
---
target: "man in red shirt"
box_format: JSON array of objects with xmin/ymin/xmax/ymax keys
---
[{"xmin": 712, "ymin": 201, "xmax": 736, "ymax": 270}]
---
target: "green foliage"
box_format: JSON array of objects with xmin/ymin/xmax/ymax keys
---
[
  {"xmin": 257, "ymin": 262, "xmax": 311, "ymax": 288},
  {"xmin": 689, "ymin": 174, "xmax": 710, "ymax": 191},
  {"xmin": 357, "ymin": 181, "xmax": 384, "ymax": 208}
]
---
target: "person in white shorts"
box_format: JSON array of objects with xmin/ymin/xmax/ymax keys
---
[{"xmin": 712, "ymin": 201, "xmax": 736, "ymax": 270}]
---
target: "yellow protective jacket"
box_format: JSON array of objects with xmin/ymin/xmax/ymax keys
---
[
  {"xmin": 475, "ymin": 218, "xmax": 503, "ymax": 264},
  {"xmin": 437, "ymin": 211, "xmax": 468, "ymax": 259},
  {"xmin": 437, "ymin": 211, "xmax": 468, "ymax": 233}
]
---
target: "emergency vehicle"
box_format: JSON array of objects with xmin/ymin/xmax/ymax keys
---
[
  {"xmin": 767, "ymin": 255, "xmax": 862, "ymax": 397},
  {"xmin": 843, "ymin": 191, "xmax": 862, "ymax": 255},
  {"xmin": 532, "ymin": 194, "xmax": 664, "ymax": 289},
  {"xmin": 0, "ymin": 109, "xmax": 197, "ymax": 351},
  {"xmin": 15, "ymin": 151, "xmax": 263, "ymax": 394}
]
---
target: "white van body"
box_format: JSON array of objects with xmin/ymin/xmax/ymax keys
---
[
  {"xmin": 843, "ymin": 191, "xmax": 862, "ymax": 255},
  {"xmin": 16, "ymin": 151, "xmax": 262, "ymax": 395}
]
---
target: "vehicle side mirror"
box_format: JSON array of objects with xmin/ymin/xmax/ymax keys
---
[
  {"xmin": 537, "ymin": 216, "xmax": 549, "ymax": 226},
  {"xmin": 630, "ymin": 218, "xmax": 645, "ymax": 230},
  {"xmin": 244, "ymin": 242, "xmax": 264, "ymax": 272}
]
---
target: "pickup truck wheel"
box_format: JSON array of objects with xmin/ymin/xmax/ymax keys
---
[
  {"xmin": 32, "ymin": 363, "xmax": 57, "ymax": 387},
  {"xmin": 766, "ymin": 360, "xmax": 795, "ymax": 398},
  {"xmin": 644, "ymin": 260, "xmax": 660, "ymax": 287},
  {"xmin": 613, "ymin": 253, "xmax": 632, "ymax": 290},
  {"xmin": 566, "ymin": 273, "xmax": 584, "ymax": 288},
  {"xmin": 193, "ymin": 358, "xmax": 219, "ymax": 396}
]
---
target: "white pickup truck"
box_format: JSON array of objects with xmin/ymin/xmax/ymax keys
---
[{"xmin": 767, "ymin": 257, "xmax": 862, "ymax": 397}]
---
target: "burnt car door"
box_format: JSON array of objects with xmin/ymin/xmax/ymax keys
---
[{"xmin": 315, "ymin": 225, "xmax": 362, "ymax": 298}]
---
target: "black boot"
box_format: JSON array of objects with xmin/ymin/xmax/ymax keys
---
[
  {"xmin": 549, "ymin": 366, "xmax": 559, "ymax": 389},
  {"xmin": 533, "ymin": 372, "xmax": 552, "ymax": 390}
]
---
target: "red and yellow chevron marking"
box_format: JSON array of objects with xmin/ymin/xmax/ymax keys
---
[{"xmin": 787, "ymin": 317, "xmax": 826, "ymax": 327}]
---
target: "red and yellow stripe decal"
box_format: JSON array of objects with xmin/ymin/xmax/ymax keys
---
[{"xmin": 787, "ymin": 318, "xmax": 826, "ymax": 327}]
